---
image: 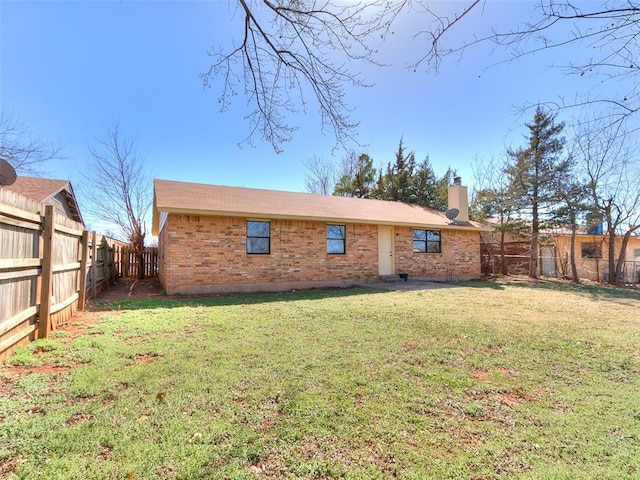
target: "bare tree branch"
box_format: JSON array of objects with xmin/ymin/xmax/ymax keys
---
[
  {"xmin": 303, "ymin": 154, "xmax": 337, "ymax": 194},
  {"xmin": 572, "ymin": 117, "xmax": 640, "ymax": 284},
  {"xmin": 415, "ymin": 1, "xmax": 640, "ymax": 133},
  {"xmin": 0, "ymin": 112, "xmax": 63, "ymax": 176},
  {"xmin": 203, "ymin": 1, "xmax": 640, "ymax": 153},
  {"xmin": 202, "ymin": 0, "xmax": 407, "ymax": 153}
]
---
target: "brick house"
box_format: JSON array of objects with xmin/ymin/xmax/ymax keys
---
[{"xmin": 151, "ymin": 178, "xmax": 487, "ymax": 294}]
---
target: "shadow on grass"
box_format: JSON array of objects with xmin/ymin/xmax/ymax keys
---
[
  {"xmin": 91, "ymin": 285, "xmax": 391, "ymax": 311},
  {"xmin": 459, "ymin": 276, "xmax": 640, "ymax": 302}
]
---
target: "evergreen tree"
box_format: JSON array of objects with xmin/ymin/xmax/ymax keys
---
[
  {"xmin": 333, "ymin": 153, "xmax": 376, "ymax": 197},
  {"xmin": 505, "ymin": 106, "xmax": 569, "ymax": 279},
  {"xmin": 391, "ymin": 140, "xmax": 417, "ymax": 203},
  {"xmin": 374, "ymin": 138, "xmax": 416, "ymax": 203},
  {"xmin": 412, "ymin": 157, "xmax": 438, "ymax": 207},
  {"xmin": 472, "ymin": 166, "xmax": 528, "ymax": 276},
  {"xmin": 413, "ymin": 159, "xmax": 452, "ymax": 210},
  {"xmin": 434, "ymin": 167, "xmax": 456, "ymax": 211},
  {"xmin": 335, "ymin": 137, "xmax": 453, "ymax": 211}
]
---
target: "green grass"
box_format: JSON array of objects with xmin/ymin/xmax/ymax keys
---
[{"xmin": 1, "ymin": 281, "xmax": 639, "ymax": 479}]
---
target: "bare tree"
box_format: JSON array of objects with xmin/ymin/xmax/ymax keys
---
[
  {"xmin": 575, "ymin": 119, "xmax": 640, "ymax": 285},
  {"xmin": 81, "ymin": 124, "xmax": 151, "ymax": 278},
  {"xmin": 303, "ymin": 151, "xmax": 366, "ymax": 195},
  {"xmin": 0, "ymin": 112, "xmax": 63, "ymax": 175},
  {"xmin": 303, "ymin": 154, "xmax": 337, "ymax": 194},
  {"xmin": 202, "ymin": 0, "xmax": 405, "ymax": 152},
  {"xmin": 552, "ymin": 148, "xmax": 588, "ymax": 284}
]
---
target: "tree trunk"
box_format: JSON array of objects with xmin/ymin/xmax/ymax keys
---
[
  {"xmin": 614, "ymin": 226, "xmax": 640, "ymax": 285},
  {"xmin": 530, "ymin": 203, "xmax": 539, "ymax": 279},
  {"xmin": 569, "ymin": 220, "xmax": 579, "ymax": 284},
  {"xmin": 131, "ymin": 223, "xmax": 145, "ymax": 280},
  {"xmin": 138, "ymin": 252, "xmax": 145, "ymax": 280},
  {"xmin": 607, "ymin": 227, "xmax": 617, "ymax": 285}
]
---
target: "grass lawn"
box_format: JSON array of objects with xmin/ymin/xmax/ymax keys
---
[{"xmin": 1, "ymin": 279, "xmax": 639, "ymax": 479}]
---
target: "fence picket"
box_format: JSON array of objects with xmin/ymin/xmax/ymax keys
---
[{"xmin": 38, "ymin": 205, "xmax": 55, "ymax": 339}]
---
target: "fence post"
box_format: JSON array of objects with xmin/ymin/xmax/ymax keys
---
[
  {"xmin": 101, "ymin": 237, "xmax": 110, "ymax": 289},
  {"xmin": 78, "ymin": 230, "xmax": 89, "ymax": 310},
  {"xmin": 38, "ymin": 205, "xmax": 55, "ymax": 339},
  {"xmin": 107, "ymin": 243, "xmax": 115, "ymax": 284},
  {"xmin": 113, "ymin": 244, "xmax": 120, "ymax": 278},
  {"xmin": 91, "ymin": 231, "xmax": 97, "ymax": 299}
]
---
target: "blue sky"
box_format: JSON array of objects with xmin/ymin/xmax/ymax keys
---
[{"xmin": 1, "ymin": 1, "xmax": 613, "ymax": 232}]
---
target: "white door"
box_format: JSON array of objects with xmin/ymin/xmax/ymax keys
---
[
  {"xmin": 540, "ymin": 245, "xmax": 556, "ymax": 278},
  {"xmin": 378, "ymin": 226, "xmax": 394, "ymax": 275}
]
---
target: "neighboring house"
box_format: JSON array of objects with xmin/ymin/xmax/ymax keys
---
[
  {"xmin": 152, "ymin": 178, "xmax": 487, "ymax": 294},
  {"xmin": 481, "ymin": 218, "xmax": 640, "ymax": 283},
  {"xmin": 4, "ymin": 176, "xmax": 84, "ymax": 226},
  {"xmin": 550, "ymin": 232, "xmax": 640, "ymax": 284}
]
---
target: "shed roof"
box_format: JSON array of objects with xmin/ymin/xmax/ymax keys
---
[
  {"xmin": 152, "ymin": 179, "xmax": 485, "ymax": 235},
  {"xmin": 2, "ymin": 175, "xmax": 84, "ymax": 225},
  {"xmin": 4, "ymin": 176, "xmax": 84, "ymax": 225},
  {"xmin": 6, "ymin": 176, "xmax": 69, "ymax": 203}
]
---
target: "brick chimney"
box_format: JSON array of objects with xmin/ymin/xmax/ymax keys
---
[{"xmin": 447, "ymin": 176, "xmax": 469, "ymax": 222}]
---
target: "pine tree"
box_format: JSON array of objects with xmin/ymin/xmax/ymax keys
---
[
  {"xmin": 505, "ymin": 106, "xmax": 569, "ymax": 279},
  {"xmin": 335, "ymin": 138, "xmax": 452, "ymax": 211},
  {"xmin": 412, "ymin": 159, "xmax": 452, "ymax": 210},
  {"xmin": 373, "ymin": 139, "xmax": 416, "ymax": 202},
  {"xmin": 434, "ymin": 167, "xmax": 456, "ymax": 211},
  {"xmin": 333, "ymin": 153, "xmax": 377, "ymax": 197}
]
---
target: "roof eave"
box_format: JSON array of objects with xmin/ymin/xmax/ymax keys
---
[
  {"xmin": 151, "ymin": 193, "xmax": 160, "ymax": 236},
  {"xmin": 39, "ymin": 182, "xmax": 85, "ymax": 227},
  {"xmin": 153, "ymin": 206, "xmax": 488, "ymax": 232}
]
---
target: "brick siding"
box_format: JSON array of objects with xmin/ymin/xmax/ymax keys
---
[
  {"xmin": 395, "ymin": 227, "xmax": 481, "ymax": 280},
  {"xmin": 158, "ymin": 214, "xmax": 481, "ymax": 294}
]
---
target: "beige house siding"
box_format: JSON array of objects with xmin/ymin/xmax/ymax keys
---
[
  {"xmin": 158, "ymin": 213, "xmax": 481, "ymax": 294},
  {"xmin": 553, "ymin": 233, "xmax": 640, "ymax": 282}
]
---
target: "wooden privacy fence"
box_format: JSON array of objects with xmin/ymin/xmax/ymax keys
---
[
  {"xmin": 0, "ymin": 189, "xmax": 127, "ymax": 361},
  {"xmin": 481, "ymin": 241, "xmax": 531, "ymax": 276},
  {"xmin": 86, "ymin": 232, "xmax": 127, "ymax": 299},
  {"xmin": 113, "ymin": 245, "xmax": 158, "ymax": 279}
]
